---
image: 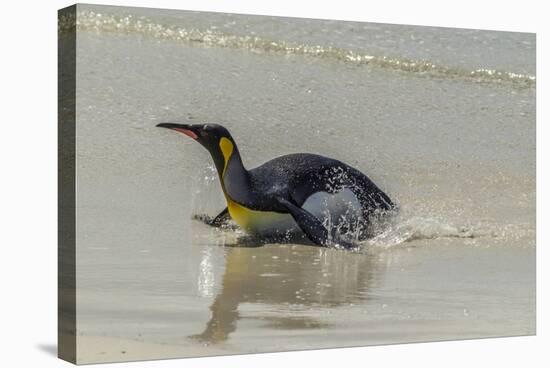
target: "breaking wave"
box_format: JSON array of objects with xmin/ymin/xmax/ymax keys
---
[{"xmin": 59, "ymin": 11, "xmax": 535, "ymax": 89}]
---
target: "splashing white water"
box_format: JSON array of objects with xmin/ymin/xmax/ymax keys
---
[{"xmin": 365, "ymin": 216, "xmax": 479, "ymax": 249}]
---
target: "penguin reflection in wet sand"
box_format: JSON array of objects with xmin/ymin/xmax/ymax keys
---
[{"xmin": 157, "ymin": 123, "xmax": 396, "ymax": 249}]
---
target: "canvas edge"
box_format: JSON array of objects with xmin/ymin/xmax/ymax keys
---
[{"xmin": 58, "ymin": 3, "xmax": 77, "ymax": 365}]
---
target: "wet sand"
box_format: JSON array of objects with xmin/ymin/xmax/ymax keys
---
[{"xmin": 76, "ymin": 235, "xmax": 534, "ymax": 364}]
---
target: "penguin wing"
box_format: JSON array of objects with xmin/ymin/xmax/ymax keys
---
[{"xmin": 275, "ymin": 197, "xmax": 355, "ymax": 249}]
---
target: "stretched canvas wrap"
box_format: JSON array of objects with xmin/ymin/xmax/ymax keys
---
[{"xmin": 58, "ymin": 3, "xmax": 536, "ymax": 364}]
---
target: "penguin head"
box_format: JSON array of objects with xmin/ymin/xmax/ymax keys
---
[{"xmin": 156, "ymin": 123, "xmax": 237, "ymax": 174}]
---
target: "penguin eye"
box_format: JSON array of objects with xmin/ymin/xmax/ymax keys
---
[{"xmin": 201, "ymin": 125, "xmax": 212, "ymax": 137}]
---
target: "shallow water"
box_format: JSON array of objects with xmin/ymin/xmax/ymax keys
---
[{"xmin": 69, "ymin": 4, "xmax": 535, "ymax": 364}]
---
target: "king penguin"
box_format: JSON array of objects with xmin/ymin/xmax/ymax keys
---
[{"xmin": 157, "ymin": 123, "xmax": 396, "ymax": 249}]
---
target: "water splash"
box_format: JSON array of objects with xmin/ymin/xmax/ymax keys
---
[
  {"xmin": 60, "ymin": 11, "xmax": 535, "ymax": 89},
  {"xmin": 365, "ymin": 216, "xmax": 479, "ymax": 249}
]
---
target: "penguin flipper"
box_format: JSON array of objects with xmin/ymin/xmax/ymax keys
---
[{"xmin": 275, "ymin": 197, "xmax": 356, "ymax": 249}]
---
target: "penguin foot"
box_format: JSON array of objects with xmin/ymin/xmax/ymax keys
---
[{"xmin": 192, "ymin": 207, "xmax": 234, "ymax": 229}]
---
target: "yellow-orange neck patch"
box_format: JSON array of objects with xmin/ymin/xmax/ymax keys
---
[{"xmin": 219, "ymin": 137, "xmax": 234, "ymax": 176}]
